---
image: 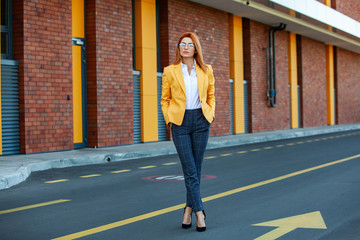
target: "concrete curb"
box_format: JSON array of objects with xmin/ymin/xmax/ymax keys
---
[
  {"xmin": 1, "ymin": 123, "xmax": 360, "ymax": 190},
  {"xmin": 0, "ymin": 146, "xmax": 179, "ymax": 190},
  {"xmin": 207, "ymin": 123, "xmax": 360, "ymax": 149}
]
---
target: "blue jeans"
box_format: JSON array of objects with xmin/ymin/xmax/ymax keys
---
[{"xmin": 171, "ymin": 108, "xmax": 210, "ymax": 212}]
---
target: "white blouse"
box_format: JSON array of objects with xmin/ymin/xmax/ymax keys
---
[{"xmin": 180, "ymin": 60, "xmax": 201, "ymax": 110}]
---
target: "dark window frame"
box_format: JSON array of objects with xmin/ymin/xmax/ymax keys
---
[{"xmin": 1, "ymin": 0, "xmax": 13, "ymax": 59}]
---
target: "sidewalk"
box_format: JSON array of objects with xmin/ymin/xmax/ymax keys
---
[{"xmin": 1, "ymin": 123, "xmax": 360, "ymax": 190}]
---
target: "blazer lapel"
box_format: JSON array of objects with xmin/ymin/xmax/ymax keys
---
[
  {"xmin": 196, "ymin": 64, "xmax": 204, "ymax": 99},
  {"xmin": 174, "ymin": 64, "xmax": 186, "ymax": 94}
]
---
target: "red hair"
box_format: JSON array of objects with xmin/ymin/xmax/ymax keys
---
[{"xmin": 173, "ymin": 32, "xmax": 208, "ymax": 73}]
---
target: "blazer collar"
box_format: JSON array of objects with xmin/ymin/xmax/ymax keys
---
[
  {"xmin": 174, "ymin": 62, "xmax": 205, "ymax": 96},
  {"xmin": 174, "ymin": 63, "xmax": 186, "ymax": 94}
]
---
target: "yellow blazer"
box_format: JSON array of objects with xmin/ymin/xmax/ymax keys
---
[{"xmin": 161, "ymin": 63, "xmax": 215, "ymax": 126}]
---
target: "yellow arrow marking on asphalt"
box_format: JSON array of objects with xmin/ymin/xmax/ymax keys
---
[{"xmin": 252, "ymin": 211, "xmax": 327, "ymax": 240}]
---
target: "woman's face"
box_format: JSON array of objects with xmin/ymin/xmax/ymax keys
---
[{"xmin": 179, "ymin": 37, "xmax": 195, "ymax": 59}]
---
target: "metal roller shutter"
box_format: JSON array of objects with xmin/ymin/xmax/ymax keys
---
[
  {"xmin": 133, "ymin": 70, "xmax": 141, "ymax": 143},
  {"xmin": 244, "ymin": 80, "xmax": 249, "ymax": 133},
  {"xmin": 1, "ymin": 60, "xmax": 20, "ymax": 155},
  {"xmin": 229, "ymin": 79, "xmax": 234, "ymax": 134},
  {"xmin": 157, "ymin": 72, "xmax": 166, "ymax": 141},
  {"xmin": 289, "ymin": 84, "xmax": 291, "ymax": 128},
  {"xmin": 334, "ymin": 88, "xmax": 336, "ymax": 124},
  {"xmin": 298, "ymin": 85, "xmax": 301, "ymax": 127}
]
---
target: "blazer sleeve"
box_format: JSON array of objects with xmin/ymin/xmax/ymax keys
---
[
  {"xmin": 161, "ymin": 67, "xmax": 171, "ymax": 125},
  {"xmin": 207, "ymin": 65, "xmax": 216, "ymax": 120}
]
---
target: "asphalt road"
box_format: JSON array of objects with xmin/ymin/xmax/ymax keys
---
[{"xmin": 1, "ymin": 130, "xmax": 360, "ymax": 240}]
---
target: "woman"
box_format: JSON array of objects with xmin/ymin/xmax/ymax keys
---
[{"xmin": 161, "ymin": 32, "xmax": 215, "ymax": 232}]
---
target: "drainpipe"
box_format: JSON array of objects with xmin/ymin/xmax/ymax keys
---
[{"xmin": 268, "ymin": 23, "xmax": 286, "ymax": 107}]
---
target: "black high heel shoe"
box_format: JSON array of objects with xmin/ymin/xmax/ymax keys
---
[
  {"xmin": 182, "ymin": 207, "xmax": 192, "ymax": 229},
  {"xmin": 196, "ymin": 210, "xmax": 206, "ymax": 232}
]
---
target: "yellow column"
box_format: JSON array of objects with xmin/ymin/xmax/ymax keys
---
[
  {"xmin": 326, "ymin": 45, "xmax": 335, "ymax": 125},
  {"xmin": 72, "ymin": 0, "xmax": 85, "ymax": 144},
  {"xmin": 325, "ymin": 0, "xmax": 335, "ymax": 125},
  {"xmin": 135, "ymin": 0, "xmax": 158, "ymax": 142},
  {"xmin": 72, "ymin": 45, "xmax": 83, "ymax": 143},
  {"xmin": 325, "ymin": 0, "xmax": 331, "ymax": 7},
  {"xmin": 72, "ymin": 0, "xmax": 85, "ymax": 38},
  {"xmin": 288, "ymin": 32, "xmax": 299, "ymax": 129},
  {"xmin": 229, "ymin": 15, "xmax": 245, "ymax": 134}
]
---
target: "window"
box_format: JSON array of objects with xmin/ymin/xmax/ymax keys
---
[{"xmin": 1, "ymin": 0, "xmax": 12, "ymax": 59}]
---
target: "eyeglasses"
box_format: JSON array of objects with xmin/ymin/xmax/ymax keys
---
[{"xmin": 179, "ymin": 42, "xmax": 195, "ymax": 48}]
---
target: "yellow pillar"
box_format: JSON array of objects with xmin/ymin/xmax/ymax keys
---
[
  {"xmin": 72, "ymin": 0, "xmax": 85, "ymax": 38},
  {"xmin": 72, "ymin": 0, "xmax": 85, "ymax": 144},
  {"xmin": 229, "ymin": 15, "xmax": 245, "ymax": 134},
  {"xmin": 326, "ymin": 45, "xmax": 335, "ymax": 125},
  {"xmin": 72, "ymin": 46, "xmax": 83, "ymax": 143},
  {"xmin": 325, "ymin": 0, "xmax": 335, "ymax": 125},
  {"xmin": 288, "ymin": 33, "xmax": 299, "ymax": 129},
  {"xmin": 135, "ymin": 0, "xmax": 158, "ymax": 142}
]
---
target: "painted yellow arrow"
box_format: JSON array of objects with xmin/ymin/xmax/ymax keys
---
[{"xmin": 252, "ymin": 211, "xmax": 327, "ymax": 240}]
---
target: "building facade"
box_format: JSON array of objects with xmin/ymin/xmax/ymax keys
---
[{"xmin": 1, "ymin": 0, "xmax": 359, "ymax": 155}]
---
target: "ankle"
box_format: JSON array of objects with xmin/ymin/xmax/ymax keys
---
[
  {"xmin": 196, "ymin": 211, "xmax": 205, "ymax": 222},
  {"xmin": 195, "ymin": 210, "xmax": 207, "ymax": 231},
  {"xmin": 184, "ymin": 207, "xmax": 192, "ymax": 215},
  {"xmin": 196, "ymin": 211, "xmax": 204, "ymax": 218}
]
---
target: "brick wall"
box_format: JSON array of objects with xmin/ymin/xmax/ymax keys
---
[
  {"xmin": 333, "ymin": 0, "xmax": 360, "ymax": 124},
  {"xmin": 334, "ymin": 0, "xmax": 360, "ymax": 22},
  {"xmin": 243, "ymin": 19, "xmax": 290, "ymax": 132},
  {"xmin": 335, "ymin": 48, "xmax": 360, "ymax": 124},
  {"xmin": 160, "ymin": 0, "xmax": 231, "ymax": 136},
  {"xmin": 13, "ymin": 0, "xmax": 73, "ymax": 153},
  {"xmin": 86, "ymin": 0, "xmax": 133, "ymax": 147},
  {"xmin": 298, "ymin": 37, "xmax": 327, "ymax": 127},
  {"xmin": 316, "ymin": 0, "xmax": 360, "ymax": 125}
]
